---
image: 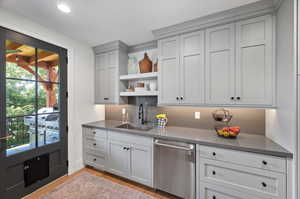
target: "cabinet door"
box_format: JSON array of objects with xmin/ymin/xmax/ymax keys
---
[
  {"xmin": 236, "ymin": 15, "xmax": 273, "ymax": 105},
  {"xmin": 95, "ymin": 67, "xmax": 117, "ymax": 104},
  {"xmin": 106, "ymin": 67, "xmax": 117, "ymax": 103},
  {"xmin": 180, "ymin": 31, "xmax": 205, "ymax": 105},
  {"xmin": 129, "ymin": 144, "xmax": 153, "ymax": 187},
  {"xmin": 95, "ymin": 53, "xmax": 107, "ymax": 69},
  {"xmin": 95, "ymin": 68, "xmax": 107, "ymax": 104},
  {"xmin": 107, "ymin": 50, "xmax": 118, "ymax": 68},
  {"xmin": 158, "ymin": 36, "xmax": 181, "ymax": 104},
  {"xmin": 205, "ymin": 24, "xmax": 235, "ymax": 104},
  {"xmin": 107, "ymin": 140, "xmax": 130, "ymax": 177}
]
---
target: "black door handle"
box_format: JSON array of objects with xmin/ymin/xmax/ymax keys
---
[{"xmin": 262, "ymin": 160, "xmax": 267, "ymax": 165}]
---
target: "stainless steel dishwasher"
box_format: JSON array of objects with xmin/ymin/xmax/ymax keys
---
[{"xmin": 154, "ymin": 139, "xmax": 196, "ymax": 199}]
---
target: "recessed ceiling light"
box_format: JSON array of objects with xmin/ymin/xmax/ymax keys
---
[{"xmin": 57, "ymin": 2, "xmax": 71, "ymax": 13}]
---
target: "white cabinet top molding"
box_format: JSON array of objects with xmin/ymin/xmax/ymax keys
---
[
  {"xmin": 152, "ymin": 0, "xmax": 281, "ymax": 40},
  {"xmin": 93, "ymin": 40, "xmax": 128, "ymax": 54}
]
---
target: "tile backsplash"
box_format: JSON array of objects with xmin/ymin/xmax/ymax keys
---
[{"xmin": 105, "ymin": 97, "xmax": 265, "ymax": 135}]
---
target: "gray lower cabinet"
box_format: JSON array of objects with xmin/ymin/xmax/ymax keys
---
[
  {"xmin": 107, "ymin": 140, "xmax": 130, "ymax": 177},
  {"xmin": 197, "ymin": 145, "xmax": 287, "ymax": 199},
  {"xmin": 83, "ymin": 127, "xmax": 153, "ymax": 187}
]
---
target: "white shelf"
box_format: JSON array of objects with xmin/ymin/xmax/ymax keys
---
[
  {"xmin": 120, "ymin": 72, "xmax": 158, "ymax": 81},
  {"xmin": 120, "ymin": 91, "xmax": 158, "ymax": 96}
]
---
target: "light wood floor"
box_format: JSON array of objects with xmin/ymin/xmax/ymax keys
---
[{"xmin": 24, "ymin": 167, "xmax": 173, "ymax": 199}]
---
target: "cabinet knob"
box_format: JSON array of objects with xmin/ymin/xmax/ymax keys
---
[
  {"xmin": 180, "ymin": 96, "xmax": 184, "ymax": 100},
  {"xmin": 231, "ymin": 97, "xmax": 235, "ymax": 100},
  {"xmin": 212, "ymin": 152, "xmax": 216, "ymax": 156},
  {"xmin": 93, "ymin": 131, "xmax": 96, "ymax": 134},
  {"xmin": 93, "ymin": 143, "xmax": 96, "ymax": 146},
  {"xmin": 212, "ymin": 171, "xmax": 216, "ymax": 175},
  {"xmin": 93, "ymin": 158, "xmax": 97, "ymax": 161},
  {"xmin": 237, "ymin": 97, "xmax": 241, "ymax": 100},
  {"xmin": 123, "ymin": 147, "xmax": 126, "ymax": 150},
  {"xmin": 262, "ymin": 160, "xmax": 267, "ymax": 165},
  {"xmin": 262, "ymin": 182, "xmax": 267, "ymax": 187},
  {"xmin": 213, "ymin": 196, "xmax": 216, "ymax": 199},
  {"xmin": 176, "ymin": 97, "xmax": 179, "ymax": 100}
]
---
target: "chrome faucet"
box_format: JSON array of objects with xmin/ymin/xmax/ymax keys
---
[{"xmin": 138, "ymin": 104, "xmax": 145, "ymax": 125}]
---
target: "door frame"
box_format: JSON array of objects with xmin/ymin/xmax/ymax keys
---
[{"xmin": 0, "ymin": 26, "xmax": 68, "ymax": 198}]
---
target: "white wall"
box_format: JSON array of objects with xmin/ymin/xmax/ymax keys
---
[
  {"xmin": 265, "ymin": 0, "xmax": 297, "ymax": 198},
  {"xmin": 0, "ymin": 9, "xmax": 105, "ymax": 174}
]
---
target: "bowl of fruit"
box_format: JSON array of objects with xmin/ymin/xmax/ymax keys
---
[{"xmin": 215, "ymin": 126, "xmax": 240, "ymax": 138}]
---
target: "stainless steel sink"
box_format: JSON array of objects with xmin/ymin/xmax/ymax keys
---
[{"xmin": 115, "ymin": 123, "xmax": 152, "ymax": 131}]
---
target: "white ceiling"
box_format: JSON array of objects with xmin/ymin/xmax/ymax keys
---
[{"xmin": 0, "ymin": 0, "xmax": 260, "ymax": 47}]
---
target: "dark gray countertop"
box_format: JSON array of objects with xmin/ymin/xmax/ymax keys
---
[{"xmin": 82, "ymin": 120, "xmax": 293, "ymax": 158}]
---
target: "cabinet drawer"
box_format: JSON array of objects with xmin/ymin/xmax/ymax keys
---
[
  {"xmin": 85, "ymin": 128, "xmax": 107, "ymax": 139},
  {"xmin": 84, "ymin": 153, "xmax": 106, "ymax": 170},
  {"xmin": 108, "ymin": 130, "xmax": 152, "ymax": 146},
  {"xmin": 200, "ymin": 158, "xmax": 285, "ymax": 199},
  {"xmin": 199, "ymin": 182, "xmax": 265, "ymax": 199},
  {"xmin": 198, "ymin": 145, "xmax": 286, "ymax": 173},
  {"xmin": 85, "ymin": 137, "xmax": 106, "ymax": 153}
]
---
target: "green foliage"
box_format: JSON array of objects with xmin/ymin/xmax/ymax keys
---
[{"xmin": 6, "ymin": 62, "xmax": 47, "ymax": 149}]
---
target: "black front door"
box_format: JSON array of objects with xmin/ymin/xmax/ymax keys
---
[{"xmin": 0, "ymin": 27, "xmax": 68, "ymax": 199}]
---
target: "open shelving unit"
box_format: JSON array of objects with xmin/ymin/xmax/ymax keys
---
[
  {"xmin": 120, "ymin": 90, "xmax": 158, "ymax": 96},
  {"xmin": 120, "ymin": 72, "xmax": 158, "ymax": 81}
]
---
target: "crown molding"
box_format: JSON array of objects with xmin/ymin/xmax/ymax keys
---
[
  {"xmin": 93, "ymin": 40, "xmax": 128, "ymax": 54},
  {"xmin": 128, "ymin": 40, "xmax": 157, "ymax": 53},
  {"xmin": 152, "ymin": 0, "xmax": 279, "ymax": 39}
]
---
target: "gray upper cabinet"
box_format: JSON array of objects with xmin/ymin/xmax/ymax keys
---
[
  {"xmin": 158, "ymin": 14, "xmax": 275, "ymax": 107},
  {"xmin": 205, "ymin": 24, "xmax": 235, "ymax": 105},
  {"xmin": 158, "ymin": 36, "xmax": 181, "ymax": 104},
  {"xmin": 158, "ymin": 32, "xmax": 205, "ymax": 105},
  {"xmin": 180, "ymin": 31, "xmax": 205, "ymax": 105},
  {"xmin": 93, "ymin": 41, "xmax": 128, "ymax": 104},
  {"xmin": 235, "ymin": 15, "xmax": 274, "ymax": 106}
]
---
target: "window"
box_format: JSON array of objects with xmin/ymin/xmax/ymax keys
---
[{"xmin": 5, "ymin": 40, "xmax": 61, "ymax": 156}]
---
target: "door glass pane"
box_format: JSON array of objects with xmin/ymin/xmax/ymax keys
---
[
  {"xmin": 37, "ymin": 49, "xmax": 59, "ymax": 83},
  {"xmin": 6, "ymin": 80, "xmax": 36, "ymax": 117},
  {"xmin": 37, "ymin": 113, "xmax": 59, "ymax": 147},
  {"xmin": 6, "ymin": 40, "xmax": 36, "ymax": 80},
  {"xmin": 38, "ymin": 83, "xmax": 59, "ymax": 112},
  {"xmin": 6, "ymin": 116, "xmax": 36, "ymax": 156}
]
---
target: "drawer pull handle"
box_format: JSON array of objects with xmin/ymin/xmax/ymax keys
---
[
  {"xmin": 212, "ymin": 152, "xmax": 216, "ymax": 156},
  {"xmin": 262, "ymin": 160, "xmax": 267, "ymax": 165},
  {"xmin": 104, "ymin": 98, "xmax": 109, "ymax": 100},
  {"xmin": 93, "ymin": 158, "xmax": 97, "ymax": 161},
  {"xmin": 213, "ymin": 196, "xmax": 216, "ymax": 199},
  {"xmin": 212, "ymin": 171, "xmax": 216, "ymax": 175},
  {"xmin": 262, "ymin": 182, "xmax": 267, "ymax": 187}
]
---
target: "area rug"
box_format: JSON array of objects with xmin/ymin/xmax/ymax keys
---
[{"xmin": 37, "ymin": 171, "xmax": 157, "ymax": 199}]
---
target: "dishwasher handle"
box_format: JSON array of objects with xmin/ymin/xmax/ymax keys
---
[{"xmin": 154, "ymin": 139, "xmax": 195, "ymax": 151}]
